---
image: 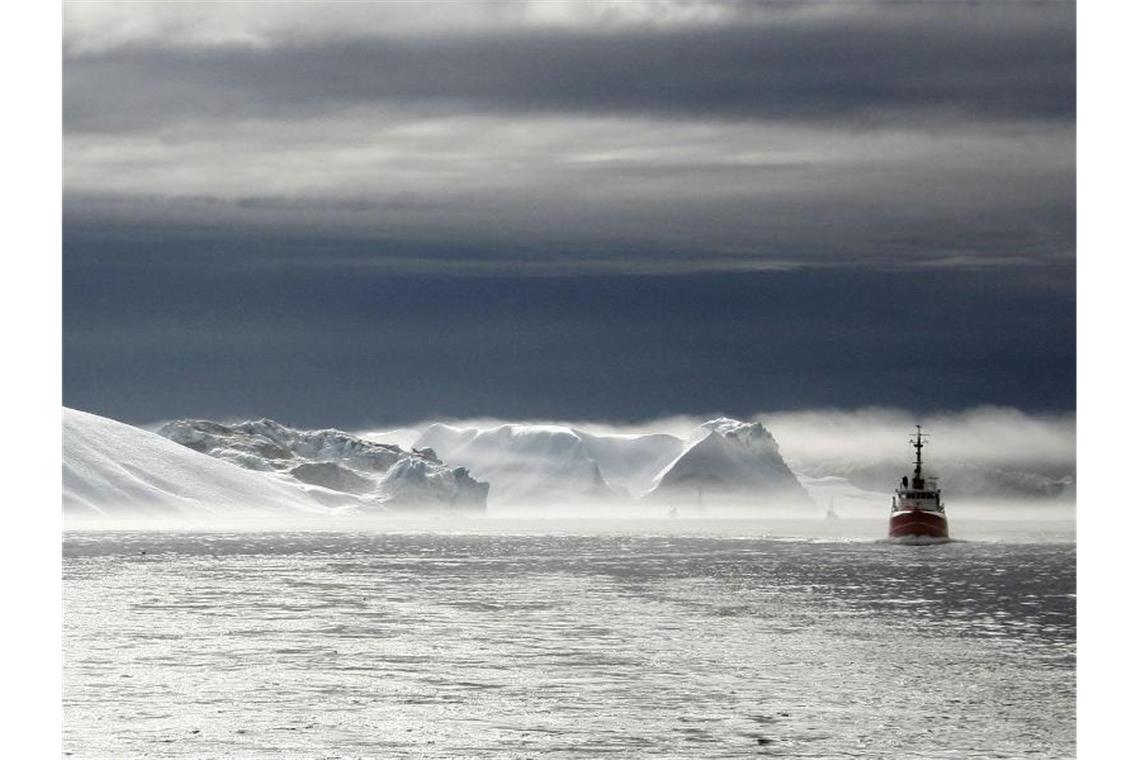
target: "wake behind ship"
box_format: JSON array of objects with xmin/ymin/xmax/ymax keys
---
[{"xmin": 889, "ymin": 426, "xmax": 949, "ymax": 542}]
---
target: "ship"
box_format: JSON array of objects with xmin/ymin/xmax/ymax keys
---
[{"xmin": 888, "ymin": 425, "xmax": 949, "ymax": 542}]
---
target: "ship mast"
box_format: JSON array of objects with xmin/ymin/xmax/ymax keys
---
[{"xmin": 910, "ymin": 425, "xmax": 928, "ymax": 487}]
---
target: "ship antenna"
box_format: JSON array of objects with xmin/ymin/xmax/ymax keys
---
[{"xmin": 910, "ymin": 424, "xmax": 928, "ymax": 480}]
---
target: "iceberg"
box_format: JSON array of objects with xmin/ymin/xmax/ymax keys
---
[
  {"xmin": 415, "ymin": 418, "xmax": 809, "ymax": 509},
  {"xmin": 646, "ymin": 418, "xmax": 811, "ymax": 508},
  {"xmin": 159, "ymin": 418, "xmax": 488, "ymax": 510}
]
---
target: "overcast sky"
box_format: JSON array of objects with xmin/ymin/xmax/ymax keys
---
[{"xmin": 63, "ymin": 1, "xmax": 1075, "ymax": 427}]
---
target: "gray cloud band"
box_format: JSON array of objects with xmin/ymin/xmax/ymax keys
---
[
  {"xmin": 63, "ymin": 2, "xmax": 1074, "ymax": 273},
  {"xmin": 65, "ymin": 10, "xmax": 1074, "ymax": 132}
]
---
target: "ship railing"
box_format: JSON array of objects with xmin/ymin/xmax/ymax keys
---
[{"xmin": 891, "ymin": 501, "xmax": 945, "ymax": 513}]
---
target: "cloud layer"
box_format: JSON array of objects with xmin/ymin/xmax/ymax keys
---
[
  {"xmin": 63, "ymin": 2, "xmax": 1076, "ymax": 423},
  {"xmin": 64, "ymin": 0, "xmax": 1075, "ymax": 274}
]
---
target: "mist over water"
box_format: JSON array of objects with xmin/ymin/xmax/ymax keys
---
[
  {"xmin": 64, "ymin": 516, "xmax": 1074, "ymax": 758},
  {"xmin": 63, "ymin": 507, "xmax": 1076, "ymax": 538}
]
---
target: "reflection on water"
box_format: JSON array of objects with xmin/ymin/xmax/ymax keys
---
[{"xmin": 64, "ymin": 526, "xmax": 1074, "ymax": 758}]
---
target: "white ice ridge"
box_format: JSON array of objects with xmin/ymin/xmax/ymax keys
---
[
  {"xmin": 158, "ymin": 418, "xmax": 488, "ymax": 510},
  {"xmin": 63, "ymin": 408, "xmax": 336, "ymax": 516}
]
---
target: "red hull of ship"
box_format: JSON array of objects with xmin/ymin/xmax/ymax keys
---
[{"xmin": 889, "ymin": 509, "xmax": 949, "ymax": 540}]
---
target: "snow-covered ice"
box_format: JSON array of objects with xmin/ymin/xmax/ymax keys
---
[
  {"xmin": 159, "ymin": 418, "xmax": 488, "ymax": 510},
  {"xmin": 63, "ymin": 408, "xmax": 337, "ymax": 517},
  {"xmin": 646, "ymin": 417, "xmax": 811, "ymax": 507}
]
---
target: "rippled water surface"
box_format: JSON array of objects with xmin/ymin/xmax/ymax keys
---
[{"xmin": 64, "ymin": 522, "xmax": 1075, "ymax": 758}]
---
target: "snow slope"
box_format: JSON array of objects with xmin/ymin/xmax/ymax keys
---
[
  {"xmin": 159, "ymin": 418, "xmax": 488, "ymax": 510},
  {"xmin": 646, "ymin": 418, "xmax": 811, "ymax": 508},
  {"xmin": 63, "ymin": 408, "xmax": 336, "ymax": 517}
]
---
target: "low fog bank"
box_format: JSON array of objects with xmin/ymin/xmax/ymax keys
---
[
  {"xmin": 64, "ymin": 508, "xmax": 1075, "ymax": 545},
  {"xmin": 768, "ymin": 408, "xmax": 1075, "ymax": 505},
  {"xmin": 363, "ymin": 406, "xmax": 1075, "ymax": 510},
  {"xmin": 762, "ymin": 407, "xmax": 1074, "ymax": 469}
]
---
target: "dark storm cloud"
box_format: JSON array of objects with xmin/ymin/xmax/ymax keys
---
[
  {"xmin": 62, "ymin": 2, "xmax": 1076, "ymax": 421},
  {"xmin": 63, "ymin": 242, "xmax": 1076, "ymax": 427},
  {"xmin": 65, "ymin": 4, "xmax": 1074, "ymax": 133}
]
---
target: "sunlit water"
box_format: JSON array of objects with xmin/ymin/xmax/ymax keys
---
[{"xmin": 63, "ymin": 519, "xmax": 1075, "ymax": 758}]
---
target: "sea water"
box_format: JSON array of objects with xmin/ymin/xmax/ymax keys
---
[{"xmin": 63, "ymin": 519, "xmax": 1075, "ymax": 758}]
